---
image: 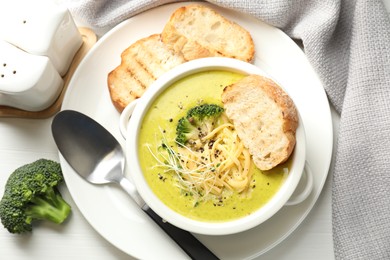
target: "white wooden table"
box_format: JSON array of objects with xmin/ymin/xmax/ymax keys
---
[{"xmin": 1, "ymin": 1, "xmax": 389, "ymax": 259}]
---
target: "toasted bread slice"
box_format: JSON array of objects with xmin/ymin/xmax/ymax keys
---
[
  {"xmin": 222, "ymin": 74, "xmax": 298, "ymax": 171},
  {"xmin": 107, "ymin": 34, "xmax": 186, "ymax": 112},
  {"xmin": 161, "ymin": 4, "xmax": 255, "ymax": 62}
]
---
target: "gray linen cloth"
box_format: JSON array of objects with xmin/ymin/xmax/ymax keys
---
[{"xmin": 60, "ymin": 0, "xmax": 390, "ymax": 259}]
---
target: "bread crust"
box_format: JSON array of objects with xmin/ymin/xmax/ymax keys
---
[{"xmin": 222, "ymin": 74, "xmax": 298, "ymax": 171}]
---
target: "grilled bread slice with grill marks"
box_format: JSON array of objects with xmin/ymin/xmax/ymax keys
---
[
  {"xmin": 107, "ymin": 34, "xmax": 186, "ymax": 112},
  {"xmin": 161, "ymin": 4, "xmax": 255, "ymax": 62},
  {"xmin": 222, "ymin": 74, "xmax": 298, "ymax": 171}
]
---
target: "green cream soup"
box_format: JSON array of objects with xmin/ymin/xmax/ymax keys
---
[{"xmin": 138, "ymin": 70, "xmax": 289, "ymax": 222}]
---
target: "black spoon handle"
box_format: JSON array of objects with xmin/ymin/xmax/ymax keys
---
[{"xmin": 143, "ymin": 206, "xmax": 219, "ymax": 260}]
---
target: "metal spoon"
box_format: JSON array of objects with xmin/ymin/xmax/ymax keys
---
[{"xmin": 51, "ymin": 110, "xmax": 218, "ymax": 260}]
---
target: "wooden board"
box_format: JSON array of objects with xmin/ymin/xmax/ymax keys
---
[{"xmin": 0, "ymin": 27, "xmax": 97, "ymax": 119}]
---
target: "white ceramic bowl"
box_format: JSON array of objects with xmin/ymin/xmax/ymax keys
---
[{"xmin": 121, "ymin": 57, "xmax": 311, "ymax": 235}]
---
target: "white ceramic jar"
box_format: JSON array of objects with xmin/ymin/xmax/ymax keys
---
[{"xmin": 0, "ymin": 0, "xmax": 82, "ymax": 111}]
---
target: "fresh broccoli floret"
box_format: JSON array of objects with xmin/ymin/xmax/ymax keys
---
[
  {"xmin": 176, "ymin": 104, "xmax": 224, "ymax": 146},
  {"xmin": 0, "ymin": 159, "xmax": 71, "ymax": 234},
  {"xmin": 176, "ymin": 117, "xmax": 199, "ymax": 145}
]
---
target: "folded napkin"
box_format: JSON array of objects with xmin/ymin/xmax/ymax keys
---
[{"xmin": 60, "ymin": 0, "xmax": 390, "ymax": 258}]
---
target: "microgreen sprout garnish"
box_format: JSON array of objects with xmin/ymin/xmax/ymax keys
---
[{"xmin": 146, "ymin": 127, "xmax": 220, "ymax": 203}]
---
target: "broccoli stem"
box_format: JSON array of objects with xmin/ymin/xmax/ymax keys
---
[{"xmin": 25, "ymin": 187, "xmax": 71, "ymax": 224}]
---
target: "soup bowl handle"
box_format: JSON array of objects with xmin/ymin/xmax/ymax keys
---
[
  {"xmin": 285, "ymin": 161, "xmax": 314, "ymax": 206},
  {"xmin": 119, "ymin": 100, "xmax": 139, "ymax": 140}
]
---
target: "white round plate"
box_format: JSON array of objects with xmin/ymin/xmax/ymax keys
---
[{"xmin": 60, "ymin": 2, "xmax": 333, "ymax": 259}]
